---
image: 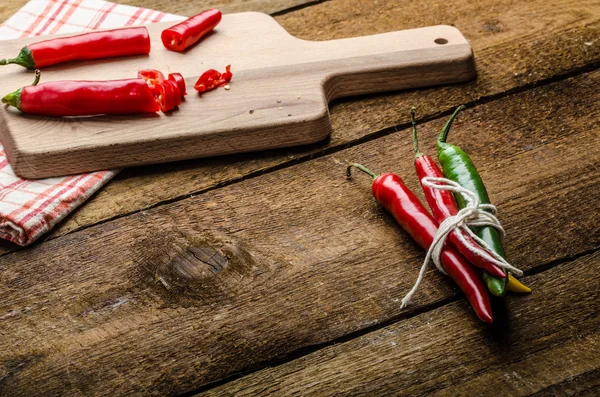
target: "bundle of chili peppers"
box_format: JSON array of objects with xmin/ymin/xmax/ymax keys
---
[{"xmin": 347, "ymin": 106, "xmax": 530, "ymax": 323}]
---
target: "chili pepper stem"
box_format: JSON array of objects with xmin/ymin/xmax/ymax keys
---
[
  {"xmin": 437, "ymin": 105, "xmax": 466, "ymax": 145},
  {"xmin": 346, "ymin": 163, "xmax": 379, "ymax": 179},
  {"xmin": 0, "ymin": 46, "xmax": 35, "ymax": 69},
  {"xmin": 2, "ymin": 69, "xmax": 42, "ymax": 110},
  {"xmin": 410, "ymin": 106, "xmax": 424, "ymax": 159}
]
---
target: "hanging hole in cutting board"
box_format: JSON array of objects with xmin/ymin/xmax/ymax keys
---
[{"xmin": 435, "ymin": 38, "xmax": 449, "ymax": 44}]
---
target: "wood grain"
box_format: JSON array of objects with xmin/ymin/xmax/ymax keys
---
[
  {"xmin": 29, "ymin": 0, "xmax": 600, "ymax": 249},
  {"xmin": 201, "ymin": 250, "xmax": 600, "ymax": 396},
  {"xmin": 0, "ymin": 0, "xmax": 320, "ymax": 25},
  {"xmin": 0, "ymin": 69, "xmax": 598, "ymax": 395},
  {"xmin": 0, "ymin": 17, "xmax": 475, "ymax": 178}
]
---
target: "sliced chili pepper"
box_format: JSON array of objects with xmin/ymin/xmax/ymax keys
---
[
  {"xmin": 194, "ymin": 65, "xmax": 232, "ymax": 93},
  {"xmin": 0, "ymin": 27, "xmax": 150, "ymax": 69},
  {"xmin": 410, "ymin": 108, "xmax": 508, "ymax": 298},
  {"xmin": 436, "ymin": 106, "xmax": 515, "ymax": 294},
  {"xmin": 346, "ymin": 163, "xmax": 493, "ymax": 323},
  {"xmin": 153, "ymin": 81, "xmax": 177, "ymax": 113},
  {"xmin": 165, "ymin": 80, "xmax": 182, "ymax": 107},
  {"xmin": 138, "ymin": 69, "xmax": 165, "ymax": 88},
  {"xmin": 168, "ymin": 73, "xmax": 187, "ymax": 96},
  {"xmin": 506, "ymin": 274, "xmax": 532, "ymax": 293},
  {"xmin": 161, "ymin": 9, "xmax": 222, "ymax": 52},
  {"xmin": 1, "ymin": 70, "xmax": 159, "ymax": 116}
]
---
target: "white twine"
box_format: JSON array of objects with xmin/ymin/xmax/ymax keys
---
[{"xmin": 400, "ymin": 176, "xmax": 523, "ymax": 309}]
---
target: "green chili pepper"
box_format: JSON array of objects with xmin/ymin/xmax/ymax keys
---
[{"xmin": 436, "ymin": 106, "xmax": 507, "ymax": 297}]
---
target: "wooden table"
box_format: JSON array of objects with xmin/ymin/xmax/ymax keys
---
[{"xmin": 1, "ymin": 0, "xmax": 599, "ymax": 395}]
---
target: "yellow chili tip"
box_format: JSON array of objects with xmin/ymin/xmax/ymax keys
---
[{"xmin": 506, "ymin": 273, "xmax": 532, "ymax": 293}]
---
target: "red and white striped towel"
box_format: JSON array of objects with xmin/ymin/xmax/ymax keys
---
[{"xmin": 0, "ymin": 0, "xmax": 182, "ymax": 246}]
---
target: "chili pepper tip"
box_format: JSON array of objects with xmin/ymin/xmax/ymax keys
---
[{"xmin": 438, "ymin": 105, "xmax": 466, "ymax": 145}]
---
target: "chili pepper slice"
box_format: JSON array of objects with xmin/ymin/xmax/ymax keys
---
[
  {"xmin": 165, "ymin": 80, "xmax": 182, "ymax": 106},
  {"xmin": 1, "ymin": 70, "xmax": 159, "ymax": 116},
  {"xmin": 153, "ymin": 81, "xmax": 177, "ymax": 113},
  {"xmin": 168, "ymin": 73, "xmax": 187, "ymax": 96},
  {"xmin": 0, "ymin": 27, "xmax": 150, "ymax": 69},
  {"xmin": 436, "ymin": 106, "xmax": 516, "ymax": 294},
  {"xmin": 346, "ymin": 163, "xmax": 493, "ymax": 323},
  {"xmin": 194, "ymin": 65, "xmax": 232, "ymax": 93},
  {"xmin": 138, "ymin": 69, "xmax": 165, "ymax": 88},
  {"xmin": 161, "ymin": 9, "xmax": 222, "ymax": 52},
  {"xmin": 410, "ymin": 108, "xmax": 506, "ymax": 280}
]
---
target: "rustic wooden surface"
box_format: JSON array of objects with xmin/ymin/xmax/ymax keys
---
[
  {"xmin": 0, "ymin": 19, "xmax": 474, "ymax": 178},
  {"xmin": 0, "ymin": 0, "xmax": 599, "ymax": 396}
]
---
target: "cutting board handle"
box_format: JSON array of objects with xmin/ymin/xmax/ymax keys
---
[{"xmin": 299, "ymin": 25, "xmax": 476, "ymax": 100}]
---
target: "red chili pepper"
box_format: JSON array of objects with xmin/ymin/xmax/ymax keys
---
[
  {"xmin": 194, "ymin": 65, "xmax": 231, "ymax": 93},
  {"xmin": 410, "ymin": 109, "xmax": 506, "ymax": 279},
  {"xmin": 168, "ymin": 73, "xmax": 187, "ymax": 96},
  {"xmin": 346, "ymin": 163, "xmax": 493, "ymax": 323},
  {"xmin": 0, "ymin": 27, "xmax": 150, "ymax": 69},
  {"xmin": 161, "ymin": 9, "xmax": 222, "ymax": 52},
  {"xmin": 1, "ymin": 70, "xmax": 159, "ymax": 116}
]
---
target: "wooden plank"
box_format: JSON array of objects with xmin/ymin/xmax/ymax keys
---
[
  {"xmin": 0, "ymin": 70, "xmax": 598, "ymax": 395},
  {"xmin": 0, "ymin": 0, "xmax": 319, "ymax": 25},
  {"xmin": 122, "ymin": 0, "xmax": 322, "ymax": 16},
  {"xmin": 33, "ymin": 0, "xmax": 600, "ymax": 247},
  {"xmin": 0, "ymin": 21, "xmax": 475, "ymax": 178},
  {"xmin": 201, "ymin": 250, "xmax": 600, "ymax": 396}
]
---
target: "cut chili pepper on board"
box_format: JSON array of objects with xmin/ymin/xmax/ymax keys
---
[
  {"xmin": 0, "ymin": 27, "xmax": 150, "ymax": 69},
  {"xmin": 138, "ymin": 69, "xmax": 165, "ymax": 88},
  {"xmin": 1, "ymin": 70, "xmax": 160, "ymax": 116},
  {"xmin": 165, "ymin": 80, "xmax": 182, "ymax": 106},
  {"xmin": 437, "ymin": 106, "xmax": 526, "ymax": 293},
  {"xmin": 194, "ymin": 65, "xmax": 232, "ymax": 93},
  {"xmin": 161, "ymin": 9, "xmax": 222, "ymax": 52},
  {"xmin": 346, "ymin": 163, "xmax": 493, "ymax": 323},
  {"xmin": 409, "ymin": 108, "xmax": 508, "ymax": 298},
  {"xmin": 153, "ymin": 80, "xmax": 177, "ymax": 112},
  {"xmin": 168, "ymin": 73, "xmax": 187, "ymax": 96}
]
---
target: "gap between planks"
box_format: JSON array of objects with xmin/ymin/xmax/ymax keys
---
[
  {"xmin": 182, "ymin": 245, "xmax": 600, "ymax": 395},
  {"xmin": 194, "ymin": 248, "xmax": 600, "ymax": 396}
]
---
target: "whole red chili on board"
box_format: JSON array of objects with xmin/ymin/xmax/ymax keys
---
[
  {"xmin": 346, "ymin": 163, "xmax": 493, "ymax": 323},
  {"xmin": 0, "ymin": 27, "xmax": 150, "ymax": 69},
  {"xmin": 194, "ymin": 65, "xmax": 232, "ymax": 93},
  {"xmin": 161, "ymin": 9, "xmax": 222, "ymax": 52},
  {"xmin": 409, "ymin": 108, "xmax": 506, "ymax": 279},
  {"xmin": 1, "ymin": 70, "xmax": 159, "ymax": 116}
]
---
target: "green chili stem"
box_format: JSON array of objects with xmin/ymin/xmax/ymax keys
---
[
  {"xmin": 0, "ymin": 46, "xmax": 35, "ymax": 69},
  {"xmin": 410, "ymin": 106, "xmax": 424, "ymax": 158},
  {"xmin": 32, "ymin": 69, "xmax": 41, "ymax": 86},
  {"xmin": 438, "ymin": 105, "xmax": 466, "ymax": 143},
  {"xmin": 346, "ymin": 163, "xmax": 379, "ymax": 179}
]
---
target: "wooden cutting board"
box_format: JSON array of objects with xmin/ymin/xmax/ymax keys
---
[{"xmin": 0, "ymin": 12, "xmax": 476, "ymax": 179}]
